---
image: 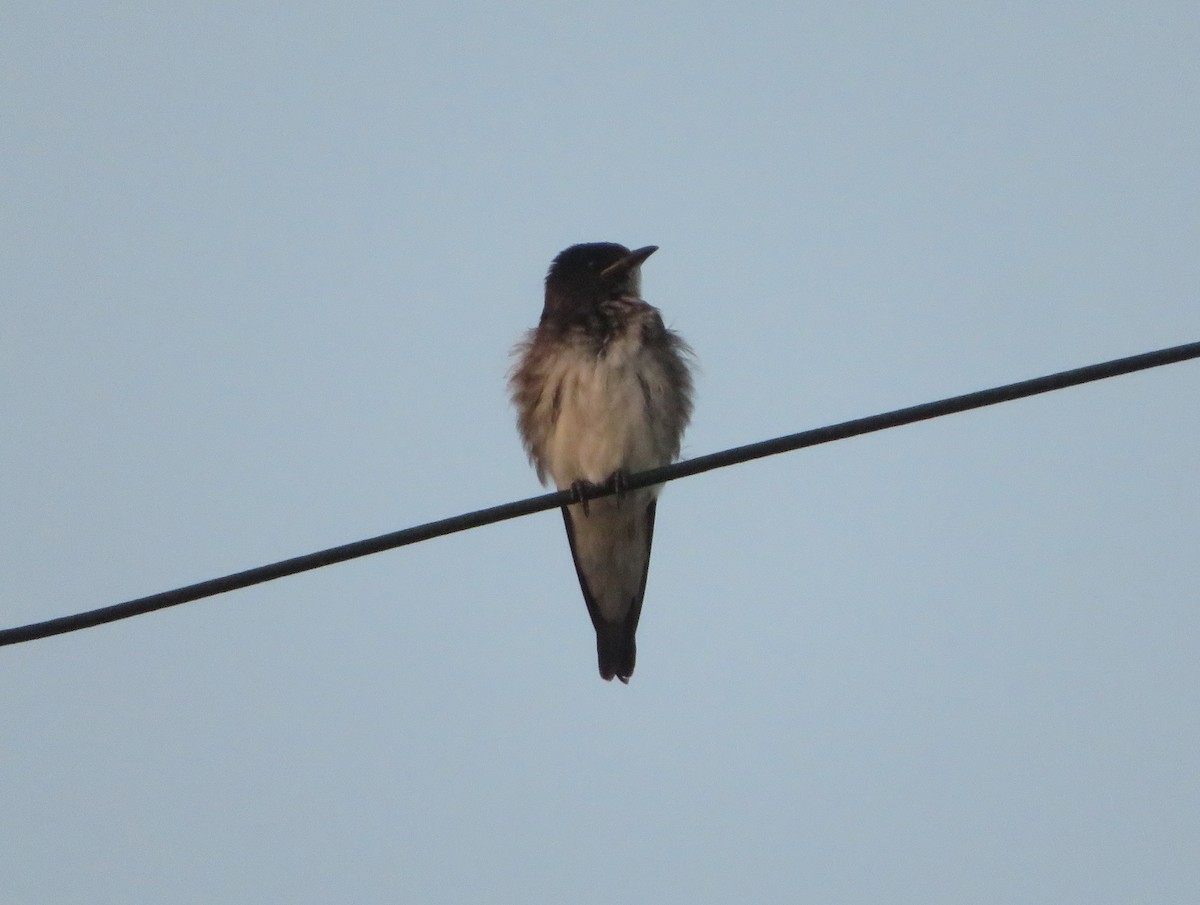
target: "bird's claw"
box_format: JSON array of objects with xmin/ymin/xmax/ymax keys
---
[
  {"xmin": 607, "ymin": 470, "xmax": 629, "ymax": 508},
  {"xmin": 570, "ymin": 479, "xmax": 594, "ymax": 516},
  {"xmin": 570, "ymin": 471, "xmax": 629, "ymax": 515}
]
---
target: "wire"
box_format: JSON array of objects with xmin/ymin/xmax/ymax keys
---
[{"xmin": 3, "ymin": 339, "xmax": 1198, "ymax": 648}]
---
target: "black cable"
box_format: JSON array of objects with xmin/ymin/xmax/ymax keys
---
[{"xmin": 3, "ymin": 339, "xmax": 1198, "ymax": 648}]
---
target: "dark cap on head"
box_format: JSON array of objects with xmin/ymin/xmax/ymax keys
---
[{"xmin": 543, "ymin": 243, "xmax": 657, "ymax": 318}]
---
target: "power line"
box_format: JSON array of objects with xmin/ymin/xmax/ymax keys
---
[{"xmin": 3, "ymin": 339, "xmax": 1198, "ymax": 649}]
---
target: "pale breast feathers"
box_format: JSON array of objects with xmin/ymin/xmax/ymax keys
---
[{"xmin": 510, "ymin": 303, "xmax": 692, "ymax": 489}]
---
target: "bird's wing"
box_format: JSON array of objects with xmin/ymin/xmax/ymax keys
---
[{"xmin": 561, "ymin": 496, "xmax": 657, "ymax": 635}]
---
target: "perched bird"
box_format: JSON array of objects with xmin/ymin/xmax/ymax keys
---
[{"xmin": 509, "ymin": 243, "xmax": 693, "ymax": 682}]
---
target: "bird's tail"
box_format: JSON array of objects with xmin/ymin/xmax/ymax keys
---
[{"xmin": 595, "ymin": 623, "xmax": 636, "ymax": 684}]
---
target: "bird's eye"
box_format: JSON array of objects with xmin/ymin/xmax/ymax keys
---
[{"xmin": 587, "ymin": 259, "xmax": 597, "ymax": 269}]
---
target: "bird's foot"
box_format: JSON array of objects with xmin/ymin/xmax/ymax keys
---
[
  {"xmin": 570, "ymin": 479, "xmax": 598, "ymax": 516},
  {"xmin": 605, "ymin": 469, "xmax": 630, "ymax": 508},
  {"xmin": 570, "ymin": 472, "xmax": 629, "ymax": 515}
]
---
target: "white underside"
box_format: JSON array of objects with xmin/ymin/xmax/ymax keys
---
[
  {"xmin": 539, "ymin": 331, "xmax": 678, "ymax": 622},
  {"xmin": 566, "ymin": 495, "xmax": 652, "ymax": 621},
  {"xmin": 540, "ymin": 333, "xmax": 676, "ymax": 492}
]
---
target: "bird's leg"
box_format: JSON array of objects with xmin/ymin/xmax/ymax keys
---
[
  {"xmin": 570, "ymin": 479, "xmax": 595, "ymax": 517},
  {"xmin": 570, "ymin": 471, "xmax": 629, "ymax": 515},
  {"xmin": 606, "ymin": 469, "xmax": 629, "ymax": 508}
]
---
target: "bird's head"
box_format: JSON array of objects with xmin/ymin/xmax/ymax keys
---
[{"xmin": 542, "ymin": 242, "xmax": 657, "ymax": 319}]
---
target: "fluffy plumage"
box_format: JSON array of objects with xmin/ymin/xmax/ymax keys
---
[{"xmin": 509, "ymin": 243, "xmax": 693, "ymax": 682}]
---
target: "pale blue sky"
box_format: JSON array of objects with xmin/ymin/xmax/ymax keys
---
[{"xmin": 3, "ymin": 3, "xmax": 1199, "ymax": 903}]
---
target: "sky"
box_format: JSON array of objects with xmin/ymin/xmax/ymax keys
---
[{"xmin": 3, "ymin": 3, "xmax": 1199, "ymax": 902}]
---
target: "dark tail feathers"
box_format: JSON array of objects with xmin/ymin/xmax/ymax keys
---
[{"xmin": 595, "ymin": 623, "xmax": 636, "ymax": 684}]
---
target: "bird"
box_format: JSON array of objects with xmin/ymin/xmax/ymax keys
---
[{"xmin": 509, "ymin": 242, "xmax": 693, "ymax": 683}]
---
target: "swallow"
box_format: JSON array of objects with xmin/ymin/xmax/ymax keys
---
[{"xmin": 509, "ymin": 242, "xmax": 693, "ymax": 682}]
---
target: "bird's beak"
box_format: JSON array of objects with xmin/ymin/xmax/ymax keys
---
[{"xmin": 601, "ymin": 245, "xmax": 658, "ymax": 278}]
